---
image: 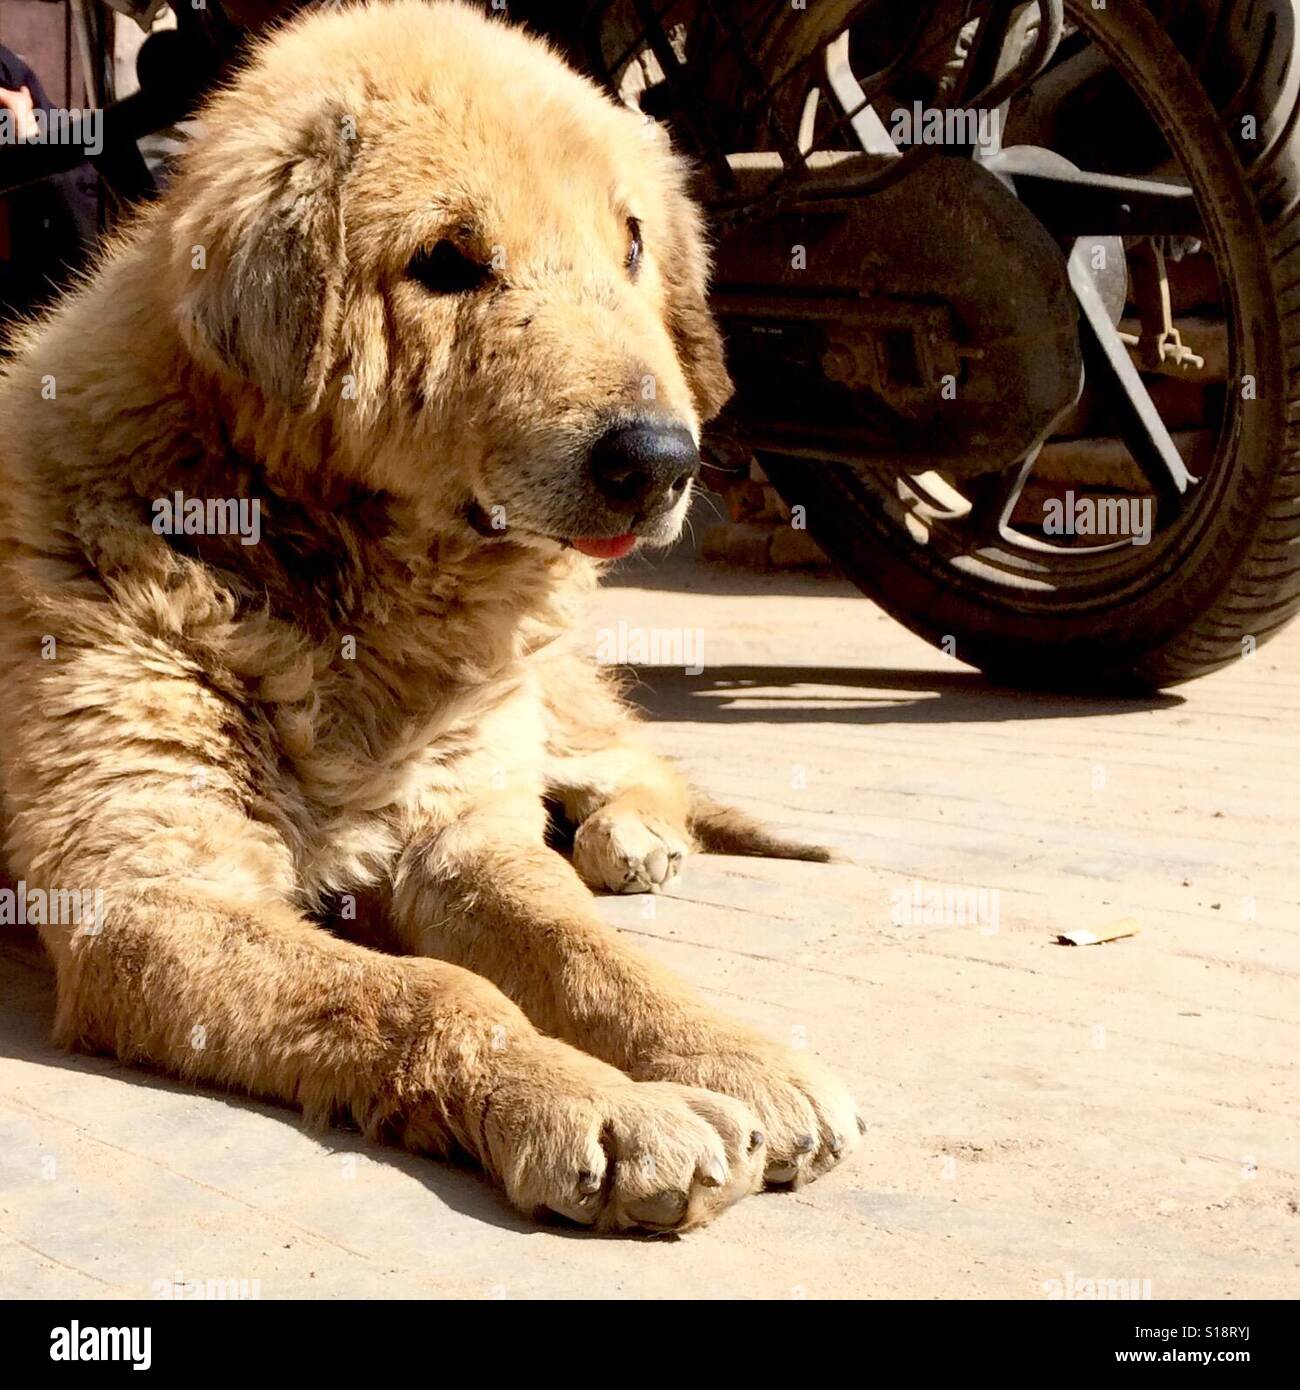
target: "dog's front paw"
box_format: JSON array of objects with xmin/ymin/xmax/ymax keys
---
[
  {"xmin": 637, "ymin": 1033, "xmax": 862, "ymax": 1189},
  {"xmin": 573, "ymin": 803, "xmax": 691, "ymax": 893},
  {"xmin": 479, "ymin": 1041, "xmax": 765, "ymax": 1232}
]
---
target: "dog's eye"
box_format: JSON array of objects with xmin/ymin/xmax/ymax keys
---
[
  {"xmin": 407, "ymin": 240, "xmax": 492, "ymax": 294},
  {"xmin": 625, "ymin": 216, "xmax": 642, "ymax": 277}
]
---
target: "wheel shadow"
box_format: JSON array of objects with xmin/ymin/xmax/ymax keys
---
[{"xmin": 617, "ymin": 663, "xmax": 1185, "ymax": 725}]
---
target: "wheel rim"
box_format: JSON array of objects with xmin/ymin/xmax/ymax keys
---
[{"xmin": 768, "ymin": 2, "xmax": 1266, "ymax": 616}]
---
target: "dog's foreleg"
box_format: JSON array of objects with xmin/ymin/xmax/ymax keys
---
[
  {"xmin": 390, "ymin": 806, "xmax": 862, "ymax": 1189},
  {"xmin": 45, "ymin": 877, "xmax": 760, "ymax": 1230}
]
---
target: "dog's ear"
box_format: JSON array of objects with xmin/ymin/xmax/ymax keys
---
[
  {"xmin": 661, "ymin": 176, "xmax": 733, "ymax": 423},
  {"xmin": 173, "ymin": 99, "xmax": 356, "ymax": 407}
]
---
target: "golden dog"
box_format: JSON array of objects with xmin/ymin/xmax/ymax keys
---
[{"xmin": 0, "ymin": 0, "xmax": 859, "ymax": 1232}]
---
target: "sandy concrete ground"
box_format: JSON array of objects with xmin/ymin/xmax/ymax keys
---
[{"xmin": 1, "ymin": 543, "xmax": 1297, "ymax": 1300}]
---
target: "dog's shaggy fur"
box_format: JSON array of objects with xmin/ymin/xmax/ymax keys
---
[{"xmin": 0, "ymin": 0, "xmax": 858, "ymax": 1231}]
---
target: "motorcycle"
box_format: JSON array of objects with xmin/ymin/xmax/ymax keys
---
[
  {"xmin": 8, "ymin": 0, "xmax": 1300, "ymax": 689},
  {"xmin": 538, "ymin": 0, "xmax": 1300, "ymax": 689}
]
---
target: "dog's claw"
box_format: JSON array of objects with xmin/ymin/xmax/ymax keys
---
[
  {"xmin": 577, "ymin": 1169, "xmax": 601, "ymax": 1194},
  {"xmin": 699, "ymin": 1160, "xmax": 725, "ymax": 1188}
]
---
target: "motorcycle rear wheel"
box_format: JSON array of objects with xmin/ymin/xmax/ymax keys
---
[{"xmin": 759, "ymin": 0, "xmax": 1300, "ymax": 689}]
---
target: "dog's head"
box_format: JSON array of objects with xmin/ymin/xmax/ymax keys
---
[{"xmin": 168, "ymin": 0, "xmax": 731, "ymax": 557}]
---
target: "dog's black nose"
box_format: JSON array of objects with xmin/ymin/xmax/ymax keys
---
[{"xmin": 588, "ymin": 421, "xmax": 699, "ymax": 515}]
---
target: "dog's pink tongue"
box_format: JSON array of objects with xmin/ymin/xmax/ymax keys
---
[{"xmin": 571, "ymin": 534, "xmax": 637, "ymax": 560}]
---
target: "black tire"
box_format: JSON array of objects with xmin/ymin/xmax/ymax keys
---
[{"xmin": 761, "ymin": 0, "xmax": 1300, "ymax": 689}]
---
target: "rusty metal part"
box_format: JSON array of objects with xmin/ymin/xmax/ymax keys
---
[
  {"xmin": 710, "ymin": 154, "xmax": 1082, "ymax": 474},
  {"xmin": 1125, "ymin": 238, "xmax": 1206, "ymax": 372}
]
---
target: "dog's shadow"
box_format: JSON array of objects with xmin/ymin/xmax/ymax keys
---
[
  {"xmin": 617, "ymin": 663, "xmax": 1185, "ymax": 725},
  {"xmin": 0, "ymin": 933, "xmax": 627, "ymax": 1242}
]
